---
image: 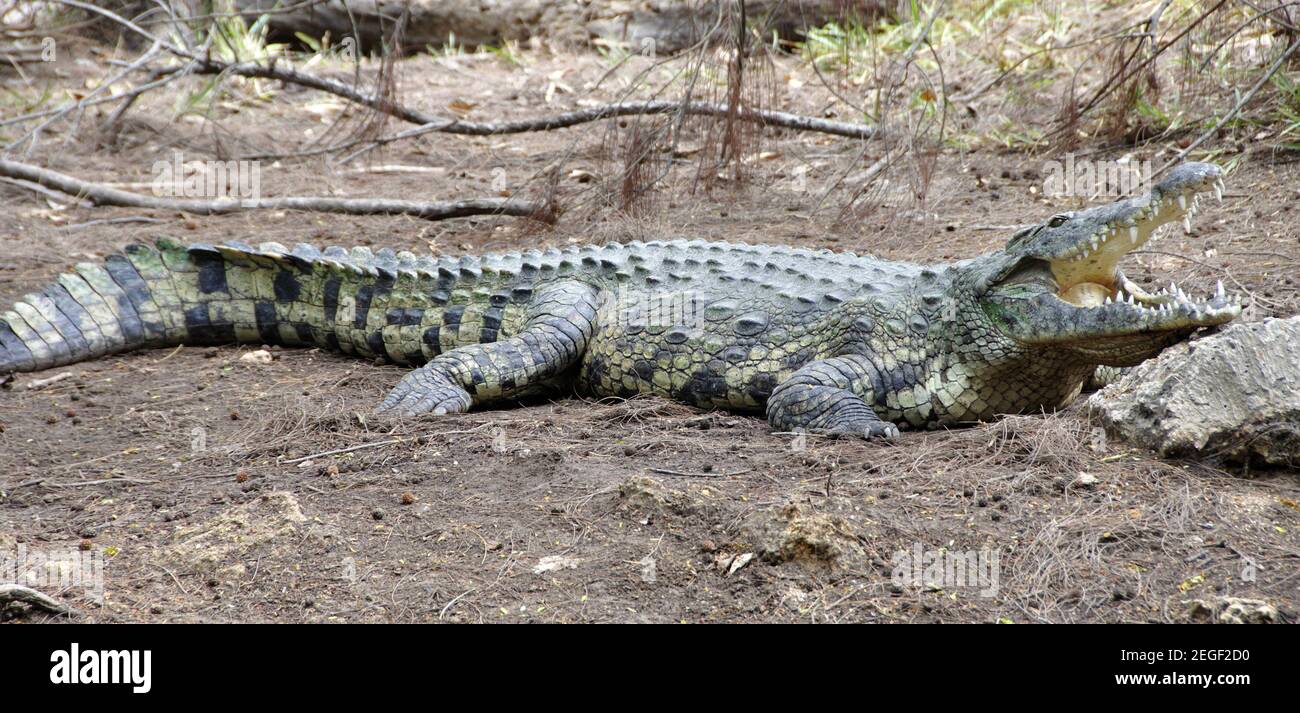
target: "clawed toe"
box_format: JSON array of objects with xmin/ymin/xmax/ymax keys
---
[{"xmin": 813, "ymin": 419, "xmax": 900, "ymax": 441}]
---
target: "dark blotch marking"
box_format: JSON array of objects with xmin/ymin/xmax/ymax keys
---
[
  {"xmin": 422, "ymin": 326, "xmax": 441, "ymax": 355},
  {"xmin": 184, "ymin": 304, "xmax": 236, "ymax": 345},
  {"xmin": 386, "ymin": 308, "xmax": 424, "ymax": 327},
  {"xmin": 352, "ymin": 285, "xmax": 375, "ymax": 329},
  {"xmin": 442, "ymin": 306, "xmax": 465, "ymax": 332},
  {"xmin": 254, "ymin": 302, "xmax": 279, "ymax": 344},
  {"xmin": 633, "ymin": 360, "xmax": 654, "ymax": 381},
  {"xmin": 685, "ymin": 365, "xmax": 729, "ymax": 405},
  {"xmin": 352, "ymin": 274, "xmax": 395, "ymax": 329},
  {"xmin": 193, "ymin": 249, "xmax": 228, "ymax": 294},
  {"xmin": 322, "ymin": 277, "xmax": 341, "ymax": 324},
  {"xmin": 273, "ymin": 270, "xmax": 302, "ymax": 303},
  {"xmin": 480, "ymin": 306, "xmax": 503, "ymax": 344},
  {"xmin": 746, "ymin": 372, "xmax": 778, "ymax": 403},
  {"xmin": 366, "ymin": 330, "xmax": 389, "ymax": 361}
]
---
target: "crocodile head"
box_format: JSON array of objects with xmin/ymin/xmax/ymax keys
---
[{"xmin": 975, "ymin": 162, "xmax": 1240, "ymax": 366}]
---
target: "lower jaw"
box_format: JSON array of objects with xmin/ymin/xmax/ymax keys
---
[{"xmin": 1068, "ymin": 331, "xmax": 1189, "ymax": 366}]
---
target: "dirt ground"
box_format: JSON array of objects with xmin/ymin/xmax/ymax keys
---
[{"xmin": 1, "ymin": 41, "xmax": 1298, "ymax": 623}]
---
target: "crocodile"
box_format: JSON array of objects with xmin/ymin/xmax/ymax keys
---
[{"xmin": 0, "ymin": 162, "xmax": 1239, "ymax": 439}]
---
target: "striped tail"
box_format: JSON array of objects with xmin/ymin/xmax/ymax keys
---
[
  {"xmin": 0, "ymin": 238, "xmax": 534, "ymax": 375},
  {"xmin": 0, "ymin": 242, "xmax": 179, "ymax": 374},
  {"xmin": 0, "ymin": 238, "xmax": 344, "ymax": 374}
]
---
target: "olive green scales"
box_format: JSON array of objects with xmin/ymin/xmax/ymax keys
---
[{"xmin": 0, "ymin": 163, "xmax": 1241, "ymax": 439}]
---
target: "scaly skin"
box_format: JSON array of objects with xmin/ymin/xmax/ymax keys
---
[{"xmin": 0, "ymin": 163, "xmax": 1241, "ymax": 439}]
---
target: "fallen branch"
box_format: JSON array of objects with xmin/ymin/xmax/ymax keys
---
[
  {"xmin": 0, "ymin": 159, "xmax": 545, "ymax": 222},
  {"xmin": 0, "ymin": 583, "xmax": 80, "ymax": 617}
]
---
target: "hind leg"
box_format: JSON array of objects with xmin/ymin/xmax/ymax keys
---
[{"xmin": 375, "ymin": 280, "xmax": 599, "ymax": 416}]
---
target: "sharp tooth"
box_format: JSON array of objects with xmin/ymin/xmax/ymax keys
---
[
  {"xmin": 1104, "ymin": 295, "xmax": 1112, "ymax": 305},
  {"xmin": 1126, "ymin": 294, "xmax": 1135, "ymax": 305},
  {"xmin": 1214, "ymin": 178, "xmax": 1224, "ymax": 203},
  {"xmin": 1215, "ymin": 280, "xmax": 1225, "ymax": 300},
  {"xmin": 1170, "ymin": 281, "xmax": 1177, "ymax": 294},
  {"xmin": 1178, "ymin": 195, "xmax": 1188, "ymax": 210},
  {"xmin": 1183, "ymin": 215, "xmax": 1192, "ymax": 234},
  {"xmin": 1129, "ymin": 226, "xmax": 1139, "ymax": 243}
]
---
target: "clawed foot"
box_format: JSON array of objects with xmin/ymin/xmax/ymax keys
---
[{"xmin": 375, "ymin": 369, "xmax": 472, "ymax": 417}]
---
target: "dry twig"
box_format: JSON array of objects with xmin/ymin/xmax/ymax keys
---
[{"xmin": 0, "ymin": 158, "xmax": 544, "ymax": 221}]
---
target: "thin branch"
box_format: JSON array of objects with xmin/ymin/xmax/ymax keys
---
[{"xmin": 0, "ymin": 159, "xmax": 545, "ymax": 222}]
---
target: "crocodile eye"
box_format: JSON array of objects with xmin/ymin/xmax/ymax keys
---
[{"xmin": 1047, "ymin": 214, "xmax": 1069, "ymax": 227}]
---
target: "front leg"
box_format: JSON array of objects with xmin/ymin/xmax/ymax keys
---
[
  {"xmin": 766, "ymin": 355, "xmax": 900, "ymax": 440},
  {"xmin": 376, "ymin": 280, "xmax": 599, "ymax": 416}
]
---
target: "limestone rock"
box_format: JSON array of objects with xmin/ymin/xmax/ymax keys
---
[{"xmin": 1087, "ymin": 317, "xmax": 1300, "ymax": 466}]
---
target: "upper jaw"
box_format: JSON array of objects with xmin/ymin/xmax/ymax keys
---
[{"xmin": 1045, "ymin": 162, "xmax": 1227, "ymax": 309}]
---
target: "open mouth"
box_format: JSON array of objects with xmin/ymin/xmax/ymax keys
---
[{"xmin": 1046, "ymin": 166, "xmax": 1240, "ymax": 320}]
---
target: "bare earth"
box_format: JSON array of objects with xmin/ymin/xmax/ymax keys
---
[{"xmin": 1, "ymin": 46, "xmax": 1297, "ymax": 623}]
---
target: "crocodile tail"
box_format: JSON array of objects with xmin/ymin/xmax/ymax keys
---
[
  {"xmin": 0, "ymin": 239, "xmax": 485, "ymax": 375},
  {"xmin": 0, "ymin": 244, "xmax": 169, "ymax": 374},
  {"xmin": 0, "ymin": 238, "xmax": 332, "ymax": 374}
]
